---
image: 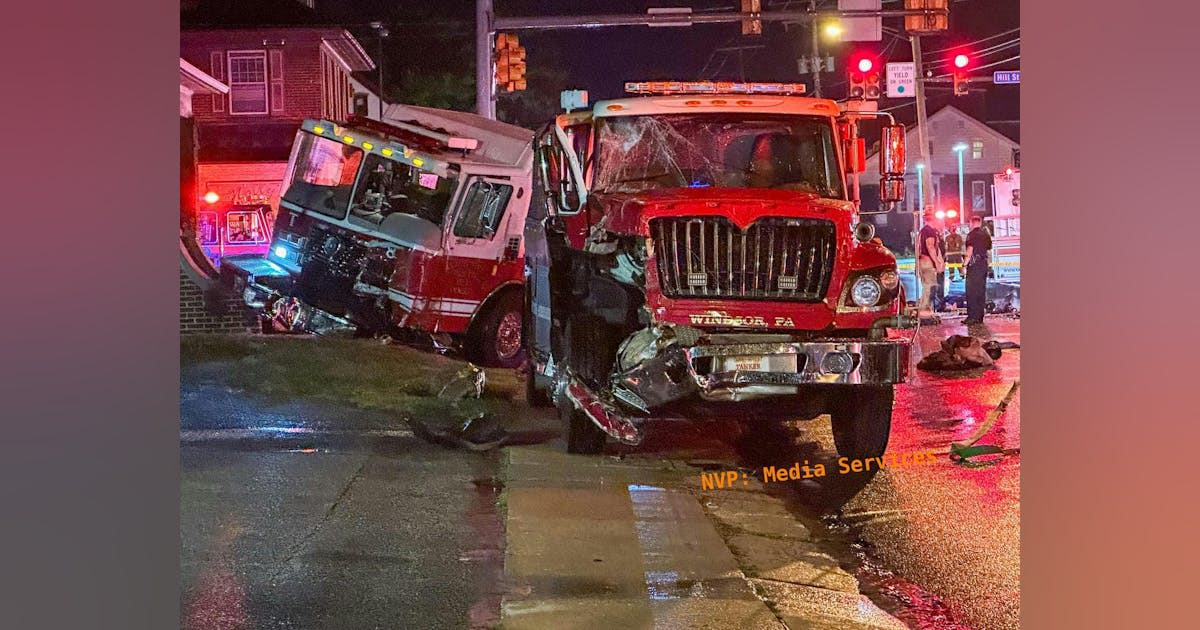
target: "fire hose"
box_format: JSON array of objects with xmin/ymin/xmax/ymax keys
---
[{"xmin": 949, "ymin": 379, "xmax": 1021, "ymax": 463}]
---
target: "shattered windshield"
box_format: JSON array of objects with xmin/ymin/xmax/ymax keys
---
[
  {"xmin": 593, "ymin": 114, "xmax": 844, "ymax": 199},
  {"xmin": 281, "ymin": 132, "xmax": 364, "ymax": 219}
]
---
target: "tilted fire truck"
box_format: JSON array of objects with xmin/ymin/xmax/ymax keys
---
[
  {"xmin": 524, "ymin": 82, "xmax": 915, "ymax": 457},
  {"xmin": 221, "ymin": 104, "xmax": 534, "ymax": 367}
]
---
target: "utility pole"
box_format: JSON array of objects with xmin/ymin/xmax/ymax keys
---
[
  {"xmin": 809, "ymin": 1, "xmax": 822, "ymax": 97},
  {"xmin": 476, "ymin": 0, "xmax": 494, "ymax": 119},
  {"xmin": 910, "ymin": 33, "xmax": 934, "ymax": 306},
  {"xmin": 369, "ymin": 22, "xmax": 389, "ymax": 120},
  {"xmin": 910, "ymin": 34, "xmax": 934, "ymax": 207}
]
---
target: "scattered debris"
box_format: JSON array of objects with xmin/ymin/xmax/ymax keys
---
[{"xmin": 415, "ymin": 364, "xmax": 510, "ymax": 451}]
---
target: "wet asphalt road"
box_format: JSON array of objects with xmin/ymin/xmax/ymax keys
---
[
  {"xmin": 181, "ymin": 315, "xmax": 1018, "ymax": 629},
  {"xmin": 180, "ymin": 367, "xmax": 528, "ymax": 629},
  {"xmin": 630, "ymin": 315, "xmax": 1021, "ymax": 630}
]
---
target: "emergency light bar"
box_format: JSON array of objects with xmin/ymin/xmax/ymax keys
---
[
  {"xmin": 342, "ymin": 115, "xmax": 480, "ymax": 152},
  {"xmin": 625, "ymin": 81, "xmax": 807, "ymax": 95}
]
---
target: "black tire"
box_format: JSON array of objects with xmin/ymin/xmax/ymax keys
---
[
  {"xmin": 524, "ymin": 370, "xmax": 553, "ymax": 407},
  {"xmin": 563, "ymin": 403, "xmax": 606, "ymax": 454},
  {"xmin": 829, "ymin": 385, "xmax": 894, "ymax": 459},
  {"xmin": 467, "ymin": 291, "xmax": 526, "ymax": 368}
]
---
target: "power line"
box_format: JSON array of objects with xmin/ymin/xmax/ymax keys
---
[
  {"xmin": 921, "ymin": 27, "xmax": 1020, "ymax": 55},
  {"xmin": 925, "ymin": 38, "xmax": 1020, "ymax": 69}
]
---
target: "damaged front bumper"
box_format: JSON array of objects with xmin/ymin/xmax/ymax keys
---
[
  {"xmin": 220, "ymin": 255, "xmax": 353, "ymax": 334},
  {"xmin": 555, "ymin": 318, "xmax": 914, "ymax": 446},
  {"xmin": 613, "ymin": 336, "xmax": 909, "ymax": 409},
  {"xmin": 221, "ymin": 255, "xmax": 295, "ymax": 308}
]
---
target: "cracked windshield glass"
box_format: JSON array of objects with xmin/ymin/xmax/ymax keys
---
[{"xmin": 594, "ymin": 114, "xmax": 844, "ymax": 198}]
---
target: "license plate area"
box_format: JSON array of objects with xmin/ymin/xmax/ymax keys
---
[{"xmin": 721, "ymin": 354, "xmax": 800, "ymax": 373}]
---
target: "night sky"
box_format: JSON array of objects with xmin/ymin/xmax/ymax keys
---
[{"xmin": 188, "ymin": 1, "xmax": 1019, "ymax": 129}]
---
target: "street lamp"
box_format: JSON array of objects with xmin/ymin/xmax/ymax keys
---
[
  {"xmin": 952, "ymin": 143, "xmax": 968, "ymax": 220},
  {"xmin": 915, "ymin": 162, "xmax": 925, "ymax": 212},
  {"xmin": 822, "ymin": 21, "xmax": 843, "ymax": 40}
]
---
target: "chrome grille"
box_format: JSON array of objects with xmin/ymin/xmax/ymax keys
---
[{"xmin": 651, "ymin": 217, "xmax": 836, "ymax": 301}]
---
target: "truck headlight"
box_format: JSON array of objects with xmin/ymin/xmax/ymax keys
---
[{"xmin": 850, "ymin": 276, "xmax": 883, "ymax": 307}]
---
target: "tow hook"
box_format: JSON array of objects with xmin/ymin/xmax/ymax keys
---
[{"xmin": 869, "ymin": 314, "xmax": 919, "ymax": 340}]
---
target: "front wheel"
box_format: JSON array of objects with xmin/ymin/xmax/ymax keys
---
[
  {"xmin": 467, "ymin": 291, "xmax": 526, "ymax": 368},
  {"xmin": 563, "ymin": 403, "xmax": 606, "ymax": 454},
  {"xmin": 829, "ymin": 385, "xmax": 894, "ymax": 459}
]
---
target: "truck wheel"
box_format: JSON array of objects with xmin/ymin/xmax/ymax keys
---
[
  {"xmin": 468, "ymin": 291, "xmax": 526, "ymax": 368},
  {"xmin": 829, "ymin": 385, "xmax": 894, "ymax": 459},
  {"xmin": 524, "ymin": 371, "xmax": 553, "ymax": 407},
  {"xmin": 563, "ymin": 403, "xmax": 606, "ymax": 454}
]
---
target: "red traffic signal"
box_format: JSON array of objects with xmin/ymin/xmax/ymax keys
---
[
  {"xmin": 848, "ymin": 52, "xmax": 882, "ymax": 100},
  {"xmin": 948, "ymin": 48, "xmax": 972, "ymax": 96}
]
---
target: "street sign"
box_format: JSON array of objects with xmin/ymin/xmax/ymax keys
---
[
  {"xmin": 993, "ymin": 70, "xmax": 1020, "ymax": 84},
  {"xmin": 886, "ymin": 62, "xmax": 916, "ymax": 98}
]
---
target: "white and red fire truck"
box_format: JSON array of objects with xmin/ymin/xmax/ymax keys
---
[{"xmin": 221, "ymin": 104, "xmax": 534, "ymax": 367}]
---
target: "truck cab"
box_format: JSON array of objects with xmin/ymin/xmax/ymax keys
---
[
  {"xmin": 525, "ymin": 81, "xmax": 914, "ymax": 456},
  {"xmin": 222, "ymin": 104, "xmax": 534, "ymax": 367}
]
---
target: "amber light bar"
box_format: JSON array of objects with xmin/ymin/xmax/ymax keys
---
[{"xmin": 624, "ymin": 81, "xmax": 807, "ymax": 95}]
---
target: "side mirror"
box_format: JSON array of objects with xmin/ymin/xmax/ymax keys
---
[{"xmin": 879, "ymin": 124, "xmax": 905, "ymax": 203}]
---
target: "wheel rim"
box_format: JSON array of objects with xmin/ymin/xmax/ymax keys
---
[{"xmin": 494, "ymin": 310, "xmax": 522, "ymax": 360}]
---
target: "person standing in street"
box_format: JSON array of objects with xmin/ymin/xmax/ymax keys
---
[
  {"xmin": 964, "ymin": 215, "xmax": 993, "ymax": 325},
  {"xmin": 916, "ymin": 209, "xmax": 945, "ymax": 320}
]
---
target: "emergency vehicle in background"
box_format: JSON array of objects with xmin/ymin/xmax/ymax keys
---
[
  {"xmin": 524, "ymin": 81, "xmax": 916, "ymax": 458},
  {"xmin": 988, "ymin": 167, "xmax": 1020, "ymax": 283},
  {"xmin": 194, "ymin": 196, "xmax": 274, "ymax": 269},
  {"xmin": 221, "ymin": 104, "xmax": 535, "ymax": 367}
]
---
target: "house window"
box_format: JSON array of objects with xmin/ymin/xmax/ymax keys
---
[
  {"xmin": 228, "ymin": 51, "xmax": 269, "ymax": 114},
  {"xmin": 972, "ymin": 180, "xmax": 987, "ymax": 211},
  {"xmin": 972, "ymin": 139, "xmax": 984, "ymax": 159}
]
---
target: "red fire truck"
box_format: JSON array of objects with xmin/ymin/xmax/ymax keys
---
[
  {"xmin": 221, "ymin": 104, "xmax": 534, "ymax": 367},
  {"xmin": 525, "ymin": 82, "xmax": 915, "ymax": 457}
]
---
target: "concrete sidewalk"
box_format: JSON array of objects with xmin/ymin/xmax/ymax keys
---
[{"xmin": 498, "ymin": 445, "xmax": 908, "ymax": 629}]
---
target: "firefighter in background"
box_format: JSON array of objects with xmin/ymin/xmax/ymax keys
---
[
  {"xmin": 963, "ymin": 215, "xmax": 993, "ymax": 325},
  {"xmin": 945, "ymin": 220, "xmax": 966, "ymax": 283}
]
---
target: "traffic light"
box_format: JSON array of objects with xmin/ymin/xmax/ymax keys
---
[
  {"xmin": 950, "ymin": 50, "xmax": 972, "ymax": 96},
  {"xmin": 848, "ymin": 53, "xmax": 881, "ymax": 100},
  {"xmin": 494, "ymin": 33, "xmax": 527, "ymax": 92},
  {"xmin": 904, "ymin": 0, "xmax": 949, "ymax": 34}
]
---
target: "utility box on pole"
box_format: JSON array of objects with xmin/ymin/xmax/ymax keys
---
[{"xmin": 838, "ymin": 0, "xmax": 882, "ymax": 42}]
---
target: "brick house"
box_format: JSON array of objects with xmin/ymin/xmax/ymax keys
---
[
  {"xmin": 180, "ymin": 0, "xmax": 377, "ymax": 260},
  {"xmin": 179, "ymin": 0, "xmax": 377, "ymax": 333}
]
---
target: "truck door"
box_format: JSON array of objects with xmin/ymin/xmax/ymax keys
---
[
  {"xmin": 442, "ymin": 176, "xmax": 519, "ymax": 305},
  {"xmin": 527, "ymin": 118, "xmax": 592, "ymax": 367}
]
